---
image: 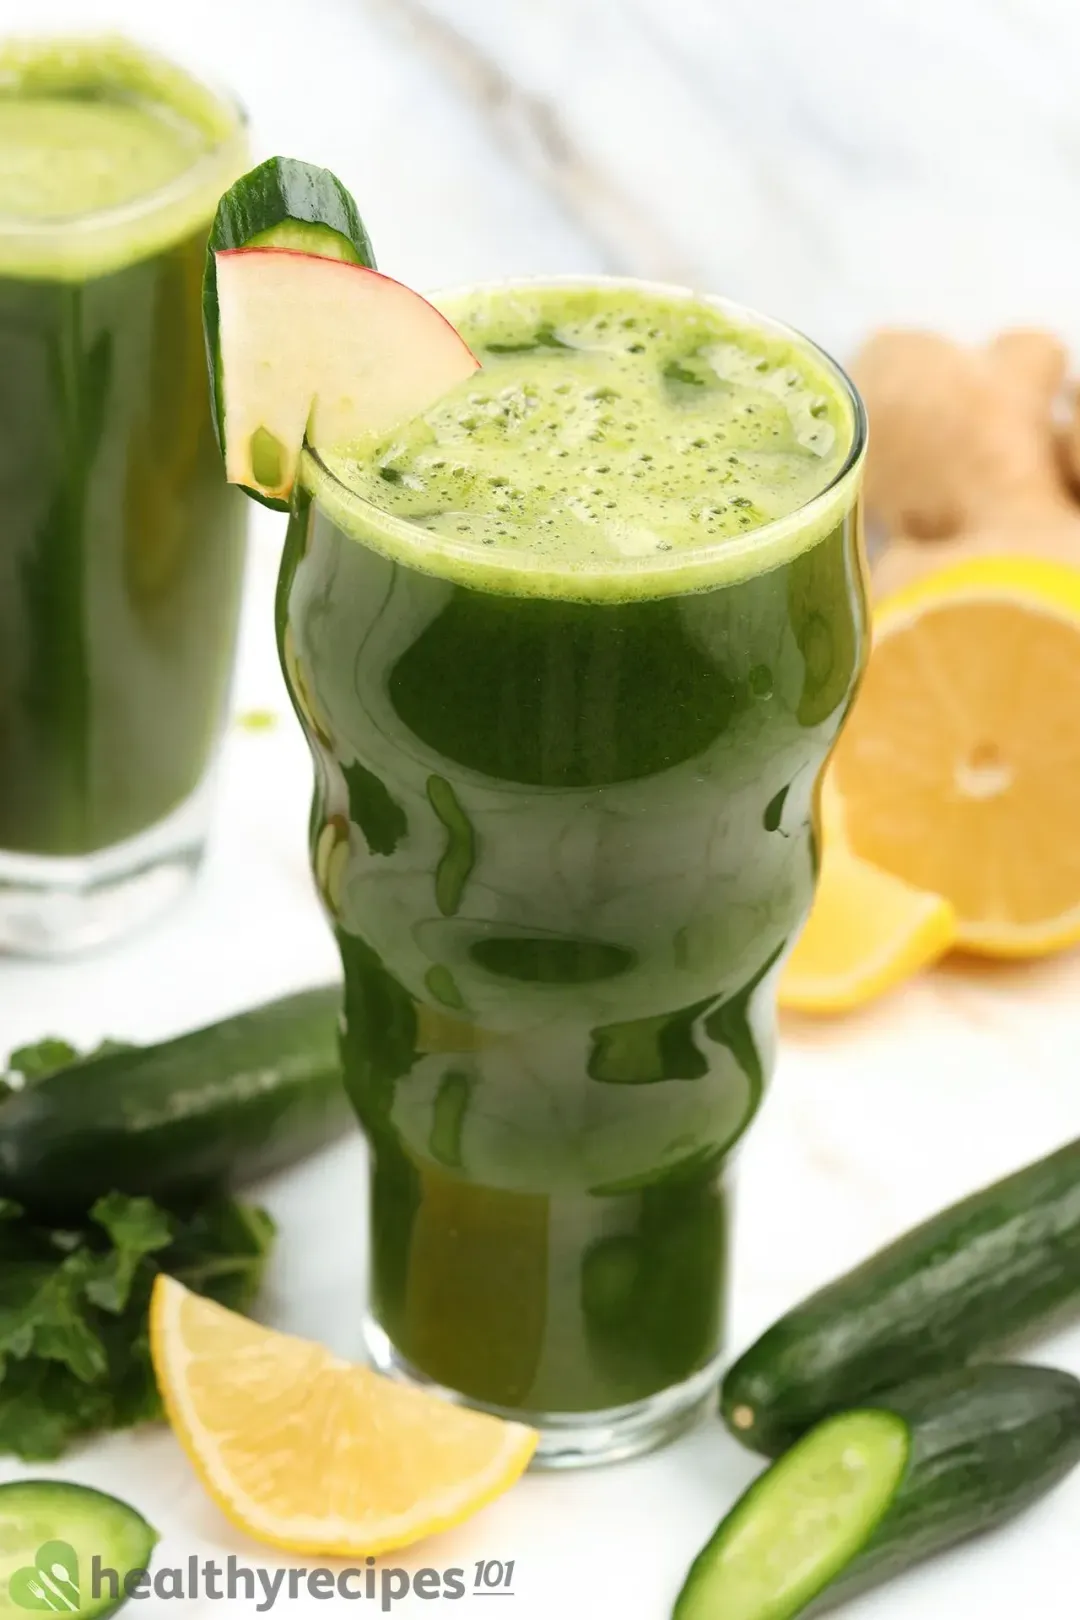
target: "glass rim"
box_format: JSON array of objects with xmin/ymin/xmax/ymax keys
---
[
  {"xmin": 0, "ymin": 33, "xmax": 247, "ymax": 247},
  {"xmin": 301, "ymin": 275, "xmax": 868, "ymax": 602}
]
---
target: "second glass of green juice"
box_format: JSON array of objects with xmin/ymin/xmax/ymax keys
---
[
  {"xmin": 278, "ymin": 279, "xmax": 868, "ymax": 1466},
  {"xmin": 0, "ymin": 38, "xmax": 248, "ymax": 952}
]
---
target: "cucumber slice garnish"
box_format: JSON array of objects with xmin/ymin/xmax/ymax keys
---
[
  {"xmin": 203, "ymin": 157, "xmax": 477, "ymax": 510},
  {"xmin": 203, "ymin": 156, "xmax": 376, "ymax": 511},
  {"xmin": 674, "ymin": 1409, "xmax": 908, "ymax": 1620},
  {"xmin": 0, "ymin": 1480, "xmax": 156, "ymax": 1618}
]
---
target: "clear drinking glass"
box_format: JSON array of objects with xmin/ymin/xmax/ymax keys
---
[
  {"xmin": 0, "ymin": 37, "xmax": 249, "ymax": 953},
  {"xmin": 277, "ymin": 279, "xmax": 868, "ymax": 1466}
]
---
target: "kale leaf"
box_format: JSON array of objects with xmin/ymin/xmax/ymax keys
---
[
  {"xmin": 0, "ymin": 1192, "xmax": 275, "ymax": 1460},
  {"xmin": 2, "ymin": 1035, "xmax": 135, "ymax": 1096}
]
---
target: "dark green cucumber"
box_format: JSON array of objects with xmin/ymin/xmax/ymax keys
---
[
  {"xmin": 0, "ymin": 1479, "xmax": 157, "ymax": 1618},
  {"xmin": 722, "ymin": 1135, "xmax": 1080, "ymax": 1455},
  {"xmin": 819, "ymin": 1364, "xmax": 1080, "ymax": 1612},
  {"xmin": 676, "ymin": 1364, "xmax": 1080, "ymax": 1620},
  {"xmin": 0, "ymin": 986, "xmax": 351, "ymax": 1221},
  {"xmin": 203, "ymin": 156, "xmax": 376, "ymax": 509}
]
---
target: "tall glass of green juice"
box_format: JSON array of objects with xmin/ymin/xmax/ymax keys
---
[
  {"xmin": 0, "ymin": 37, "xmax": 248, "ymax": 953},
  {"xmin": 278, "ymin": 279, "xmax": 868, "ymax": 1466}
]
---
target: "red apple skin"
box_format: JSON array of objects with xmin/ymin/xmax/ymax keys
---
[{"xmin": 215, "ymin": 247, "xmax": 481, "ymax": 356}]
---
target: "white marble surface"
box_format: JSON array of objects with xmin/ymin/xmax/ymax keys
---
[{"xmin": 1, "ymin": 0, "xmax": 1080, "ymax": 1614}]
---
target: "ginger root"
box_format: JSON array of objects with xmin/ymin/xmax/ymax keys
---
[
  {"xmin": 1063, "ymin": 376, "xmax": 1080, "ymax": 496},
  {"xmin": 850, "ymin": 327, "xmax": 1080, "ymax": 598},
  {"xmin": 872, "ymin": 519, "xmax": 1080, "ymax": 600}
]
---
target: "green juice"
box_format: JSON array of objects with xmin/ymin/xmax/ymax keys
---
[
  {"xmin": 0, "ymin": 39, "xmax": 247, "ymax": 866},
  {"xmin": 278, "ymin": 281, "xmax": 867, "ymax": 1453}
]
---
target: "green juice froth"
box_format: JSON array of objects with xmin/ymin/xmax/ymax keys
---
[
  {"xmin": 0, "ymin": 38, "xmax": 244, "ymax": 278},
  {"xmin": 322, "ymin": 284, "xmax": 854, "ymax": 577},
  {"xmin": 0, "ymin": 97, "xmax": 207, "ymax": 219}
]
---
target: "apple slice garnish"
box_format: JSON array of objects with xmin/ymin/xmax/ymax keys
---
[{"xmin": 214, "ymin": 247, "xmax": 480, "ymax": 504}]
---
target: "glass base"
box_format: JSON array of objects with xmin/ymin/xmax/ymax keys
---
[
  {"xmin": 362, "ymin": 1315, "xmax": 722, "ymax": 1469},
  {"xmin": 0, "ymin": 782, "xmax": 213, "ymax": 957}
]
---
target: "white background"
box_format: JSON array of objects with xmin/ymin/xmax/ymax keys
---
[{"xmin": 1, "ymin": 0, "xmax": 1080, "ymax": 1614}]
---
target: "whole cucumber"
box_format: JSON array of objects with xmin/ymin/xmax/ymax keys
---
[
  {"xmin": 676, "ymin": 1363, "xmax": 1080, "ymax": 1620},
  {"xmin": 820, "ymin": 1364, "xmax": 1080, "ymax": 1612},
  {"xmin": 0, "ymin": 986, "xmax": 352, "ymax": 1219},
  {"xmin": 722, "ymin": 1136, "xmax": 1080, "ymax": 1455}
]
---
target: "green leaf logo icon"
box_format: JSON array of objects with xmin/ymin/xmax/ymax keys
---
[{"xmin": 9, "ymin": 1541, "xmax": 80, "ymax": 1612}]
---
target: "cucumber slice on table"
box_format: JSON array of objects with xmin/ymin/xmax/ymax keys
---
[
  {"xmin": 203, "ymin": 157, "xmax": 478, "ymax": 508},
  {"xmin": 0, "ymin": 1480, "xmax": 156, "ymax": 1619},
  {"xmin": 722, "ymin": 1134, "xmax": 1080, "ymax": 1455},
  {"xmin": 204, "ymin": 156, "xmax": 375, "ymax": 509},
  {"xmin": 677, "ymin": 1363, "xmax": 1080, "ymax": 1620},
  {"xmin": 0, "ymin": 985, "xmax": 351, "ymax": 1221}
]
